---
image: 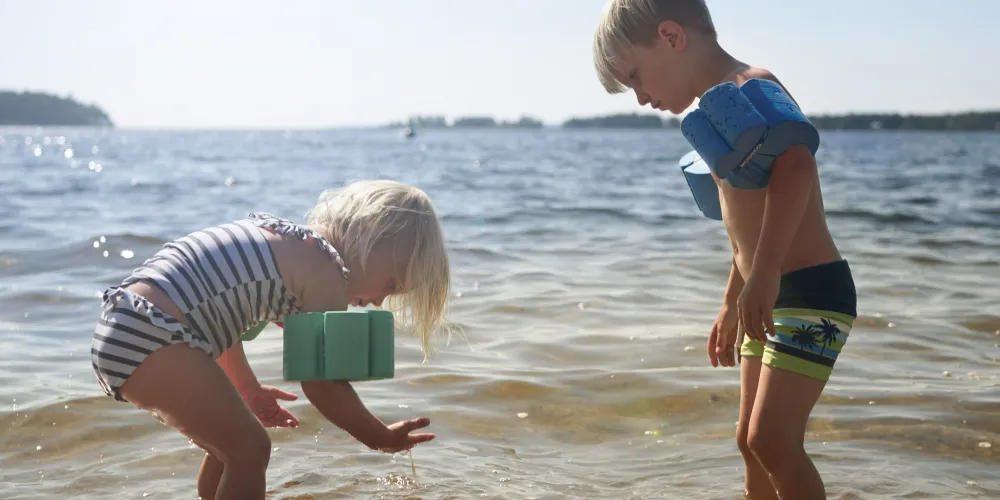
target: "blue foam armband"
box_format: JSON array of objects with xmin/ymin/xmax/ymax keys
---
[
  {"xmin": 680, "ymin": 78, "xmax": 819, "ymax": 191},
  {"xmin": 281, "ymin": 310, "xmax": 395, "ymax": 382},
  {"xmin": 679, "ymin": 150, "xmax": 722, "ymax": 221}
]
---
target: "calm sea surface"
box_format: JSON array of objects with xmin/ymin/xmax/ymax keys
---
[{"xmin": 0, "ymin": 127, "xmax": 998, "ymax": 499}]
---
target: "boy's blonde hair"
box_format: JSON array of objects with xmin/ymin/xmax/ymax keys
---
[
  {"xmin": 306, "ymin": 180, "xmax": 451, "ymax": 357},
  {"xmin": 593, "ymin": 0, "xmax": 717, "ymax": 93}
]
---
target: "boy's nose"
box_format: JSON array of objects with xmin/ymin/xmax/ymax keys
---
[{"xmin": 635, "ymin": 90, "xmax": 650, "ymax": 106}]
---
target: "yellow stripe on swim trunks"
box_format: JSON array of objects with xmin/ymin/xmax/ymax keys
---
[{"xmin": 740, "ymin": 308, "xmax": 855, "ymax": 381}]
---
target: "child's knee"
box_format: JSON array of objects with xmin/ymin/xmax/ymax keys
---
[
  {"xmin": 736, "ymin": 422, "xmax": 754, "ymax": 459},
  {"xmin": 220, "ymin": 429, "xmax": 272, "ymax": 470},
  {"xmin": 746, "ymin": 421, "xmax": 803, "ymax": 467}
]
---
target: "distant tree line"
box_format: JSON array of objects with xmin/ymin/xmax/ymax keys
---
[
  {"xmin": 560, "ymin": 111, "xmax": 1000, "ymax": 131},
  {"xmin": 385, "ymin": 115, "xmax": 543, "ymax": 129},
  {"xmin": 808, "ymin": 112, "xmax": 1000, "ymax": 131},
  {"xmin": 0, "ymin": 90, "xmax": 114, "ymax": 126},
  {"xmin": 562, "ymin": 113, "xmax": 679, "ymax": 129}
]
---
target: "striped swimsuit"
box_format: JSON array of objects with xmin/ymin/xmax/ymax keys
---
[{"xmin": 91, "ymin": 212, "xmax": 350, "ymax": 401}]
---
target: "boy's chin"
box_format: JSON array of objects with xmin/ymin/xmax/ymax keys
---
[{"xmin": 668, "ymin": 98, "xmax": 696, "ymax": 114}]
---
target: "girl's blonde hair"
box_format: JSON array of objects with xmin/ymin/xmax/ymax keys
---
[{"xmin": 306, "ymin": 180, "xmax": 452, "ymax": 357}]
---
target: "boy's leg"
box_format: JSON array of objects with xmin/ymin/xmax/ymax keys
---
[
  {"xmin": 738, "ymin": 337, "xmax": 779, "ymax": 500},
  {"xmin": 747, "ymin": 365, "xmax": 826, "ymax": 500},
  {"xmin": 118, "ymin": 343, "xmax": 272, "ymax": 500},
  {"xmin": 746, "ymin": 307, "xmax": 854, "ymax": 500}
]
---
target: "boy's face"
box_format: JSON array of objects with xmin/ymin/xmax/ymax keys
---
[{"xmin": 614, "ymin": 22, "xmax": 695, "ymax": 114}]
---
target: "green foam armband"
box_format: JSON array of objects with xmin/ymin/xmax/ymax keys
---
[
  {"xmin": 241, "ymin": 321, "xmax": 269, "ymax": 342},
  {"xmin": 281, "ymin": 310, "xmax": 395, "ymax": 382}
]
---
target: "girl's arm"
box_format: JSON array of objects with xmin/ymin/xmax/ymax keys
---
[
  {"xmin": 300, "ymin": 380, "xmax": 434, "ymax": 453},
  {"xmin": 217, "ymin": 341, "xmax": 261, "ymax": 392},
  {"xmin": 300, "ymin": 380, "xmax": 388, "ymax": 447}
]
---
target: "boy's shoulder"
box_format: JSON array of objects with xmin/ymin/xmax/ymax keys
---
[
  {"xmin": 727, "ymin": 65, "xmax": 781, "ymax": 88},
  {"xmin": 729, "ymin": 66, "xmax": 800, "ymax": 105}
]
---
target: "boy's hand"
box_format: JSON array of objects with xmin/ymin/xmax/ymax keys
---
[
  {"xmin": 708, "ymin": 303, "xmax": 740, "ymax": 367},
  {"xmin": 240, "ymin": 384, "xmax": 300, "ymax": 428},
  {"xmin": 371, "ymin": 417, "xmax": 435, "ymax": 454},
  {"xmin": 737, "ymin": 269, "xmax": 780, "ymax": 343}
]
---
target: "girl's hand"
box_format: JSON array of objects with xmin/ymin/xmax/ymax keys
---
[
  {"xmin": 240, "ymin": 385, "xmax": 300, "ymax": 428},
  {"xmin": 372, "ymin": 417, "xmax": 435, "ymax": 453},
  {"xmin": 736, "ymin": 269, "xmax": 780, "ymax": 343},
  {"xmin": 708, "ymin": 303, "xmax": 740, "ymax": 367}
]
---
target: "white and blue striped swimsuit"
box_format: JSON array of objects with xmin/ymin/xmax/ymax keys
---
[{"xmin": 91, "ymin": 212, "xmax": 349, "ymax": 401}]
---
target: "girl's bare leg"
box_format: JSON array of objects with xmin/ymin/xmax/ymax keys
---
[{"xmin": 118, "ymin": 344, "xmax": 272, "ymax": 500}]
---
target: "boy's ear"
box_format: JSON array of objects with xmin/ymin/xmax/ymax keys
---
[{"xmin": 656, "ymin": 21, "xmax": 686, "ymax": 51}]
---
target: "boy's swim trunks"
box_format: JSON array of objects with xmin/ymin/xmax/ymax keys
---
[{"xmin": 740, "ymin": 259, "xmax": 857, "ymax": 382}]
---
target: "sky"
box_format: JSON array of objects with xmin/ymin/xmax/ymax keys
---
[{"xmin": 0, "ymin": 0, "xmax": 996, "ymax": 129}]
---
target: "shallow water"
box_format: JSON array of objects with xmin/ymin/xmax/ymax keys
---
[{"xmin": 0, "ymin": 127, "xmax": 998, "ymax": 499}]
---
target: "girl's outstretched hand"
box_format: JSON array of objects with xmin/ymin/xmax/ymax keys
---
[
  {"xmin": 241, "ymin": 385, "xmax": 300, "ymax": 428},
  {"xmin": 374, "ymin": 417, "xmax": 435, "ymax": 453}
]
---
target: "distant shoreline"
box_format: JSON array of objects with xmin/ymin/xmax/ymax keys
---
[
  {"xmin": 388, "ymin": 111, "xmax": 1000, "ymax": 132},
  {"xmin": 0, "ymin": 90, "xmax": 114, "ymax": 127}
]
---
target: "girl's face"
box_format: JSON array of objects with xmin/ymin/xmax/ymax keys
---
[{"xmin": 345, "ymin": 238, "xmax": 406, "ymax": 308}]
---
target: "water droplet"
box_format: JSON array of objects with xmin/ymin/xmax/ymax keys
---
[
  {"xmin": 100, "ymin": 236, "xmax": 106, "ymax": 243},
  {"xmin": 868, "ymin": 401, "xmax": 875, "ymax": 405},
  {"xmin": 103, "ymin": 250, "xmax": 109, "ymax": 258},
  {"xmin": 120, "ymin": 250, "xmax": 135, "ymax": 259},
  {"xmin": 225, "ymin": 176, "xmax": 234, "ymax": 186},
  {"xmin": 683, "ymin": 345, "xmax": 696, "ymax": 352},
  {"xmin": 943, "ymin": 371, "xmax": 951, "ymax": 377},
  {"xmin": 56, "ymin": 136, "xmax": 66, "ymax": 145},
  {"xmin": 978, "ymin": 441, "xmax": 992, "ymax": 449},
  {"xmin": 517, "ymin": 412, "xmax": 528, "ymax": 419},
  {"xmin": 36, "ymin": 445, "xmax": 42, "ymax": 451},
  {"xmin": 398, "ymin": 404, "xmax": 409, "ymax": 409},
  {"xmin": 64, "ymin": 149, "xmax": 74, "ymax": 159},
  {"xmin": 92, "ymin": 145, "xmax": 100, "ymax": 154},
  {"xmin": 33, "ymin": 146, "xmax": 42, "ymax": 157}
]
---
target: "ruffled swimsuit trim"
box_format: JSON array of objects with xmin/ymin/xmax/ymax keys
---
[
  {"xmin": 246, "ymin": 211, "xmax": 351, "ymax": 282},
  {"xmin": 99, "ymin": 286, "xmax": 214, "ymax": 355}
]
